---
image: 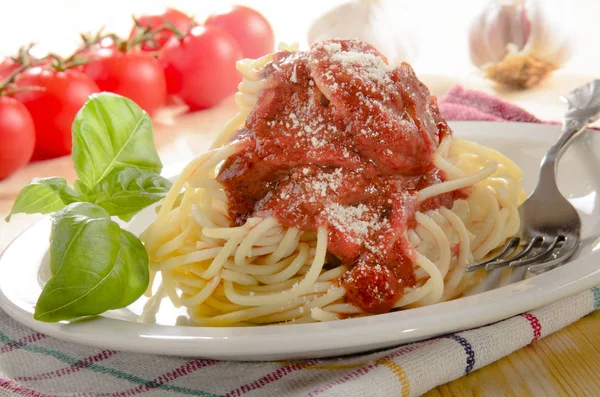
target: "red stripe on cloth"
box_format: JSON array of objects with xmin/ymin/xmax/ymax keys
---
[
  {"xmin": 0, "ymin": 376, "xmax": 60, "ymax": 397},
  {"xmin": 307, "ymin": 339, "xmax": 439, "ymax": 396},
  {"xmin": 88, "ymin": 359, "xmax": 218, "ymax": 397},
  {"xmin": 15, "ymin": 350, "xmax": 118, "ymax": 382},
  {"xmin": 227, "ymin": 340, "xmax": 440, "ymax": 397},
  {"xmin": 0, "ymin": 333, "xmax": 47, "ymax": 355},
  {"xmin": 521, "ymin": 312, "xmax": 542, "ymax": 343},
  {"xmin": 225, "ymin": 360, "xmax": 319, "ymax": 397}
]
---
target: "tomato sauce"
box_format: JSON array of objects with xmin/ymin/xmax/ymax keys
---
[{"xmin": 218, "ymin": 40, "xmax": 458, "ymax": 313}]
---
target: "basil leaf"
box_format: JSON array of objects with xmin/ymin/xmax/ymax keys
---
[
  {"xmin": 93, "ymin": 166, "xmax": 172, "ymax": 221},
  {"xmin": 114, "ymin": 229, "xmax": 150, "ymax": 307},
  {"xmin": 6, "ymin": 177, "xmax": 70, "ymax": 221},
  {"xmin": 59, "ymin": 181, "xmax": 89, "ymax": 205},
  {"xmin": 74, "ymin": 180, "xmax": 93, "ymax": 197},
  {"xmin": 72, "ymin": 93, "xmax": 162, "ymax": 189},
  {"xmin": 47, "ymin": 202, "xmax": 115, "ymax": 275},
  {"xmin": 34, "ymin": 202, "xmax": 149, "ymax": 322}
]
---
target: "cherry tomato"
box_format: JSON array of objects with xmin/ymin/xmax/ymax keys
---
[
  {"xmin": 0, "ymin": 51, "xmax": 41, "ymax": 81},
  {"xmin": 82, "ymin": 49, "xmax": 166, "ymax": 115},
  {"xmin": 159, "ymin": 26, "xmax": 242, "ymax": 110},
  {"xmin": 0, "ymin": 96, "xmax": 35, "ymax": 180},
  {"xmin": 13, "ymin": 67, "xmax": 99, "ymax": 160},
  {"xmin": 0, "ymin": 59, "xmax": 20, "ymax": 81},
  {"xmin": 205, "ymin": 6, "xmax": 274, "ymax": 59},
  {"xmin": 130, "ymin": 8, "xmax": 194, "ymax": 51}
]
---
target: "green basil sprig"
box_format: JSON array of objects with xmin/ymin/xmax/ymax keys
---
[
  {"xmin": 35, "ymin": 203, "xmax": 149, "ymax": 322},
  {"xmin": 6, "ymin": 177, "xmax": 82, "ymax": 220},
  {"xmin": 6, "ymin": 93, "xmax": 171, "ymax": 322}
]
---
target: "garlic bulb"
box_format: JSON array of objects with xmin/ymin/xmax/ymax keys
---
[
  {"xmin": 307, "ymin": 0, "xmax": 417, "ymax": 65},
  {"xmin": 469, "ymin": 0, "xmax": 575, "ymax": 88}
]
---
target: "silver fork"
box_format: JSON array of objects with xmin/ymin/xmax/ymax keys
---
[{"xmin": 467, "ymin": 80, "xmax": 600, "ymax": 273}]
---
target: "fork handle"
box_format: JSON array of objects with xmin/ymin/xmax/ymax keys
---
[
  {"xmin": 540, "ymin": 80, "xmax": 600, "ymax": 185},
  {"xmin": 538, "ymin": 118, "xmax": 589, "ymax": 189}
]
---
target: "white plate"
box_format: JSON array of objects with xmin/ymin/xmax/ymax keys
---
[{"xmin": 2, "ymin": 121, "xmax": 600, "ymax": 361}]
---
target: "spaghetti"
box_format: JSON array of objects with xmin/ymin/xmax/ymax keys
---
[{"xmin": 141, "ymin": 40, "xmax": 525, "ymax": 326}]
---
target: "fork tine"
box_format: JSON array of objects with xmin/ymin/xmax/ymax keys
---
[
  {"xmin": 466, "ymin": 237, "xmax": 520, "ymax": 272},
  {"xmin": 484, "ymin": 236, "xmax": 544, "ymax": 270},
  {"xmin": 509, "ymin": 235, "xmax": 565, "ymax": 267},
  {"xmin": 527, "ymin": 240, "xmax": 578, "ymax": 273}
]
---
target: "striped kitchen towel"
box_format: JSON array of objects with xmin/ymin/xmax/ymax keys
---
[{"xmin": 1, "ymin": 287, "xmax": 599, "ymax": 397}]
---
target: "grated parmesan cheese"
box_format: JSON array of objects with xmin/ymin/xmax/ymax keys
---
[
  {"xmin": 290, "ymin": 65, "xmax": 298, "ymax": 83},
  {"xmin": 323, "ymin": 42, "xmax": 342, "ymax": 52},
  {"xmin": 322, "ymin": 203, "xmax": 390, "ymax": 253}
]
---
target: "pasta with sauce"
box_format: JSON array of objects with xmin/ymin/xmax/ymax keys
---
[{"xmin": 141, "ymin": 40, "xmax": 525, "ymax": 326}]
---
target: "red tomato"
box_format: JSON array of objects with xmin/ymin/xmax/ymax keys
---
[
  {"xmin": 0, "ymin": 96, "xmax": 35, "ymax": 179},
  {"xmin": 13, "ymin": 67, "xmax": 99, "ymax": 160},
  {"xmin": 205, "ymin": 6, "xmax": 274, "ymax": 59},
  {"xmin": 82, "ymin": 49, "xmax": 166, "ymax": 115},
  {"xmin": 159, "ymin": 26, "xmax": 242, "ymax": 110},
  {"xmin": 0, "ymin": 52, "xmax": 41, "ymax": 81},
  {"xmin": 0, "ymin": 59, "xmax": 20, "ymax": 81},
  {"xmin": 130, "ymin": 8, "xmax": 194, "ymax": 51}
]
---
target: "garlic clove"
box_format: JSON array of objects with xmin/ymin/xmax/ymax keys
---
[
  {"xmin": 468, "ymin": 12, "xmax": 490, "ymax": 67},
  {"xmin": 468, "ymin": 0, "xmax": 575, "ymax": 89},
  {"xmin": 484, "ymin": 47, "xmax": 558, "ymax": 89},
  {"xmin": 522, "ymin": 0, "xmax": 574, "ymax": 66},
  {"xmin": 307, "ymin": 0, "xmax": 417, "ymax": 65},
  {"xmin": 469, "ymin": 1, "xmax": 529, "ymax": 68},
  {"xmin": 308, "ymin": 1, "xmax": 370, "ymax": 45}
]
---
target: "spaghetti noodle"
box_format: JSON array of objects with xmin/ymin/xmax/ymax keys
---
[{"xmin": 141, "ymin": 40, "xmax": 525, "ymax": 326}]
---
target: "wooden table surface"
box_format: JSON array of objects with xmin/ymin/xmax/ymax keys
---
[{"xmin": 1, "ymin": 73, "xmax": 600, "ymax": 396}]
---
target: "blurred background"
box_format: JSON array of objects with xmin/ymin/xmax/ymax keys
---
[{"xmin": 1, "ymin": 0, "xmax": 597, "ymax": 75}]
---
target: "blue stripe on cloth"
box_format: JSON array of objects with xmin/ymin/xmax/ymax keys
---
[
  {"xmin": 591, "ymin": 287, "xmax": 600, "ymax": 311},
  {"xmin": 443, "ymin": 334, "xmax": 475, "ymax": 374}
]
